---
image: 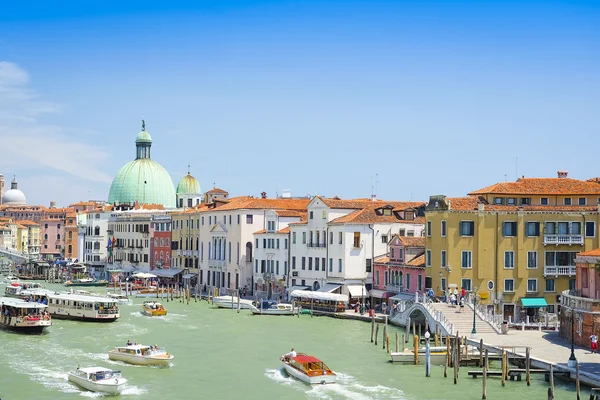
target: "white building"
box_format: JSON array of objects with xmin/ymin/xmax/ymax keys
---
[
  {"xmin": 83, "ymin": 210, "xmax": 111, "ymax": 277},
  {"xmin": 252, "ymin": 209, "xmax": 305, "ymax": 298},
  {"xmin": 289, "ymin": 197, "xmax": 425, "ymax": 300},
  {"xmin": 187, "ymin": 193, "xmax": 309, "ymax": 294}
]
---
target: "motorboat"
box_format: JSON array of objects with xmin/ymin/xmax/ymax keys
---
[
  {"xmin": 3, "ymin": 276, "xmax": 20, "ymax": 285},
  {"xmin": 0, "ymin": 296, "xmax": 52, "ymax": 334},
  {"xmin": 250, "ymin": 300, "xmax": 299, "ymax": 315},
  {"xmin": 390, "ymin": 345, "xmax": 479, "ymax": 365},
  {"xmin": 281, "ymin": 353, "xmax": 337, "ymax": 385},
  {"xmin": 212, "ymin": 295, "xmax": 254, "ymax": 310},
  {"xmin": 4, "ymin": 283, "xmax": 45, "ymax": 298},
  {"xmin": 107, "ymin": 293, "xmax": 133, "ymax": 305},
  {"xmin": 68, "ymin": 367, "xmax": 127, "ymax": 394},
  {"xmin": 65, "ymin": 278, "xmax": 109, "ymax": 287},
  {"xmin": 108, "ymin": 343, "xmax": 174, "ymax": 366},
  {"xmin": 142, "ymin": 301, "xmax": 167, "ymax": 316}
]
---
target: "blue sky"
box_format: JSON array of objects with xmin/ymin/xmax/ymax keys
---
[{"xmin": 0, "ymin": 0, "xmax": 598, "ymax": 206}]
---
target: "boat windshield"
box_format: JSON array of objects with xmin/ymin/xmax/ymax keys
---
[{"xmin": 93, "ymin": 370, "xmax": 121, "ymax": 381}]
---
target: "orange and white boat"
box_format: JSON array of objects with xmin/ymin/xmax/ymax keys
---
[{"xmin": 281, "ymin": 353, "xmax": 337, "ymax": 385}]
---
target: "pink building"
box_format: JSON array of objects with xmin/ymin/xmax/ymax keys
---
[
  {"xmin": 372, "ymin": 235, "xmax": 426, "ymax": 305},
  {"xmin": 41, "ymin": 210, "xmax": 67, "ymax": 259}
]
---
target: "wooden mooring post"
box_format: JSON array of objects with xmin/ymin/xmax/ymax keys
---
[
  {"xmin": 482, "ymin": 349, "xmax": 488, "ymax": 400},
  {"xmin": 479, "ymin": 339, "xmax": 484, "ymax": 366},
  {"xmin": 414, "ymin": 334, "xmax": 419, "ymax": 365},
  {"xmin": 375, "ymin": 324, "xmax": 379, "ymax": 346},
  {"xmin": 395, "ymin": 332, "xmax": 399, "ymax": 353},
  {"xmin": 501, "ymin": 350, "xmax": 507, "ymax": 387},
  {"xmin": 525, "ymin": 347, "xmax": 531, "ymax": 386},
  {"xmin": 382, "ymin": 321, "xmax": 387, "ymax": 350},
  {"xmin": 549, "ymin": 364, "xmax": 555, "ymax": 400},
  {"xmin": 386, "ymin": 334, "xmax": 391, "ymax": 354},
  {"xmin": 576, "ymin": 361, "xmax": 581, "ymax": 400},
  {"xmin": 453, "ymin": 335, "xmax": 458, "ymax": 384},
  {"xmin": 371, "ymin": 316, "xmax": 375, "ymax": 342},
  {"xmin": 401, "ymin": 334, "xmax": 405, "ymax": 352}
]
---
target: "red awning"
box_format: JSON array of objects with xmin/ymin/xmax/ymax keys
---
[{"xmin": 293, "ymin": 355, "xmax": 322, "ymax": 364}]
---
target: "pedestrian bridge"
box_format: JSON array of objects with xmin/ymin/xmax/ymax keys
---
[{"xmin": 0, "ymin": 247, "xmax": 35, "ymax": 262}]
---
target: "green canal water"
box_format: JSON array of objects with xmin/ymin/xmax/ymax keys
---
[{"xmin": 0, "ymin": 282, "xmax": 577, "ymax": 399}]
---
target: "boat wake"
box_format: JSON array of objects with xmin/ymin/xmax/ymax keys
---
[{"xmin": 264, "ymin": 369, "xmax": 407, "ymax": 400}]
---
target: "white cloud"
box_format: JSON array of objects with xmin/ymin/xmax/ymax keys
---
[{"xmin": 0, "ymin": 61, "xmax": 113, "ymax": 185}]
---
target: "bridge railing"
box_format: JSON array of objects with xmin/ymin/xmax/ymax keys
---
[
  {"xmin": 393, "ymin": 292, "xmax": 455, "ymax": 335},
  {"xmin": 466, "ymin": 293, "xmax": 503, "ymax": 333}
]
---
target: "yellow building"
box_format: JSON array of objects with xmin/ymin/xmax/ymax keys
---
[
  {"xmin": 171, "ymin": 206, "xmax": 204, "ymax": 277},
  {"xmin": 15, "ymin": 223, "xmax": 29, "ymax": 254},
  {"xmin": 15, "ymin": 220, "xmax": 41, "ymax": 257},
  {"xmin": 426, "ymin": 172, "xmax": 600, "ymax": 322}
]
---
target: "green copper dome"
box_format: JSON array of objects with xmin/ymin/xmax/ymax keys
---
[
  {"xmin": 107, "ymin": 122, "xmax": 176, "ymax": 208},
  {"xmin": 176, "ymin": 173, "xmax": 201, "ymax": 195}
]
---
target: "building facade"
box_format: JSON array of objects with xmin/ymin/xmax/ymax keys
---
[
  {"xmin": 425, "ymin": 172, "xmax": 600, "ymax": 322},
  {"xmin": 150, "ymin": 215, "xmax": 172, "ymax": 269}
]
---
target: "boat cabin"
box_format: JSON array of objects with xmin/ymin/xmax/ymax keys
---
[
  {"xmin": 289, "ymin": 355, "xmax": 335, "ymax": 377},
  {"xmin": 0, "ymin": 296, "xmax": 50, "ymax": 323},
  {"xmin": 75, "ymin": 367, "xmax": 121, "ymax": 382},
  {"xmin": 116, "ymin": 344, "xmax": 163, "ymax": 356}
]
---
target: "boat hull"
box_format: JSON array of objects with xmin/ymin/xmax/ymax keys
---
[
  {"xmin": 282, "ymin": 363, "xmax": 337, "ymax": 385},
  {"xmin": 0, "ymin": 323, "xmax": 49, "ymax": 334},
  {"xmin": 142, "ymin": 307, "xmax": 167, "ymax": 316},
  {"xmin": 50, "ymin": 313, "xmax": 119, "ymax": 322},
  {"xmin": 108, "ymin": 351, "xmax": 173, "ymax": 366},
  {"xmin": 212, "ymin": 297, "xmax": 253, "ymax": 310},
  {"xmin": 250, "ymin": 305, "xmax": 299, "ymax": 315},
  {"xmin": 67, "ymin": 373, "xmax": 125, "ymax": 394},
  {"xmin": 65, "ymin": 282, "xmax": 109, "ymax": 287}
]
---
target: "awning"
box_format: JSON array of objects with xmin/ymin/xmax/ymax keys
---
[
  {"xmin": 347, "ymin": 284, "xmax": 368, "ymax": 298},
  {"xmin": 287, "ymin": 285, "xmax": 309, "ymax": 292},
  {"xmin": 182, "ymin": 273, "xmax": 196, "ymax": 279},
  {"xmin": 521, "ymin": 298, "xmax": 548, "ymax": 308},
  {"xmin": 317, "ymin": 283, "xmax": 342, "ymax": 293},
  {"xmin": 369, "ymin": 289, "xmax": 389, "ymax": 299},
  {"xmin": 389, "ymin": 292, "xmax": 415, "ymax": 302},
  {"xmin": 152, "ymin": 268, "xmax": 184, "ymax": 278},
  {"xmin": 133, "ymin": 272, "xmax": 156, "ymax": 279},
  {"xmin": 121, "ymin": 265, "xmax": 138, "ymax": 273}
]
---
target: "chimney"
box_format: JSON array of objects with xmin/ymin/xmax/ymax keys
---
[
  {"xmin": 49, "ymin": 200, "xmax": 56, "ymax": 208},
  {"xmin": 371, "ymin": 194, "xmax": 377, "ymax": 201},
  {"xmin": 260, "ymin": 191, "xmax": 267, "ymax": 199},
  {"xmin": 557, "ymin": 170, "xmax": 568, "ymax": 178}
]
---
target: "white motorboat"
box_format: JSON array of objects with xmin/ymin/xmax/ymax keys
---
[
  {"xmin": 68, "ymin": 367, "xmax": 127, "ymax": 394},
  {"xmin": 108, "ymin": 344, "xmax": 174, "ymax": 366},
  {"xmin": 0, "ymin": 296, "xmax": 52, "ymax": 334},
  {"xmin": 107, "ymin": 293, "xmax": 133, "ymax": 305},
  {"xmin": 250, "ymin": 300, "xmax": 299, "ymax": 315},
  {"xmin": 3, "ymin": 276, "xmax": 20, "ymax": 285},
  {"xmin": 212, "ymin": 295, "xmax": 254, "ymax": 310},
  {"xmin": 281, "ymin": 353, "xmax": 337, "ymax": 385}
]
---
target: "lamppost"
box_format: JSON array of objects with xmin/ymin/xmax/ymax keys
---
[
  {"xmin": 424, "ymin": 330, "xmax": 431, "ymax": 377},
  {"xmin": 471, "ymin": 286, "xmax": 479, "ymax": 337},
  {"xmin": 568, "ymin": 308, "xmax": 578, "ymax": 368}
]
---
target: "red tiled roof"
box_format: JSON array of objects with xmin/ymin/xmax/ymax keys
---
[
  {"xmin": 375, "ymin": 256, "xmax": 390, "ymax": 263},
  {"xmin": 406, "ymin": 253, "xmax": 425, "ymax": 267},
  {"xmin": 328, "ymin": 202, "xmax": 426, "ymax": 224},
  {"xmin": 275, "ymin": 210, "xmax": 307, "ymax": 218},
  {"xmin": 398, "ymin": 236, "xmax": 425, "ymax": 247},
  {"xmin": 278, "ymin": 226, "xmax": 290, "ymax": 234},
  {"xmin": 253, "ymin": 229, "xmax": 266, "ymax": 234},
  {"xmin": 578, "ymin": 249, "xmax": 600, "ymax": 257},
  {"xmin": 206, "ymin": 187, "xmax": 228, "ymax": 194},
  {"xmin": 468, "ymin": 177, "xmax": 600, "ymax": 196},
  {"xmin": 445, "ymin": 196, "xmax": 599, "ymax": 212},
  {"xmin": 198, "ymin": 196, "xmax": 310, "ymax": 212}
]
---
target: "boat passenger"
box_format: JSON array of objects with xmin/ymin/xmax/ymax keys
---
[
  {"xmin": 127, "ymin": 339, "xmax": 132, "ymax": 346},
  {"xmin": 283, "ymin": 348, "xmax": 296, "ymax": 362}
]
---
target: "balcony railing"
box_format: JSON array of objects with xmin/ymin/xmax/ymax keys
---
[
  {"xmin": 385, "ymin": 284, "xmax": 404, "ymax": 292},
  {"xmin": 560, "ymin": 290, "xmax": 600, "ymax": 312},
  {"xmin": 543, "ymin": 234, "xmax": 583, "ymax": 246},
  {"xmin": 208, "ymin": 259, "xmax": 226, "ymax": 268},
  {"xmin": 544, "ymin": 266, "xmax": 576, "ymax": 276},
  {"xmin": 306, "ymin": 243, "xmax": 326, "ymax": 248}
]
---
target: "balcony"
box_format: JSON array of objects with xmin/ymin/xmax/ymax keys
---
[
  {"xmin": 544, "ymin": 266, "xmax": 576, "ymax": 276},
  {"xmin": 142, "ymin": 231, "xmax": 149, "ymax": 237},
  {"xmin": 385, "ymin": 284, "xmax": 404, "ymax": 293},
  {"xmin": 208, "ymin": 259, "xmax": 226, "ymax": 268},
  {"xmin": 306, "ymin": 242, "xmax": 326, "ymax": 248},
  {"xmin": 561, "ymin": 290, "xmax": 600, "ymax": 312},
  {"xmin": 544, "ymin": 234, "xmax": 583, "ymax": 246}
]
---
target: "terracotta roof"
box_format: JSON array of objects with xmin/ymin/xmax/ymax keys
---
[
  {"xmin": 15, "ymin": 220, "xmax": 39, "ymax": 227},
  {"xmin": 253, "ymin": 229, "xmax": 266, "ymax": 234},
  {"xmin": 69, "ymin": 201, "xmax": 101, "ymax": 206},
  {"xmin": 375, "ymin": 255, "xmax": 390, "ymax": 263},
  {"xmin": 278, "ymin": 226, "xmax": 290, "ymax": 234},
  {"xmin": 445, "ymin": 196, "xmax": 599, "ymax": 212},
  {"xmin": 578, "ymin": 249, "xmax": 600, "ymax": 257},
  {"xmin": 206, "ymin": 187, "xmax": 228, "ymax": 194},
  {"xmin": 398, "ymin": 236, "xmax": 425, "ymax": 247},
  {"xmin": 253, "ymin": 227, "xmax": 290, "ymax": 235},
  {"xmin": 406, "ymin": 253, "xmax": 426, "ymax": 267},
  {"xmin": 468, "ymin": 177, "xmax": 600, "ymax": 196},
  {"xmin": 274, "ymin": 210, "xmax": 307, "ymax": 218},
  {"xmin": 198, "ymin": 196, "xmax": 310, "ymax": 212},
  {"xmin": 328, "ymin": 202, "xmax": 426, "ymax": 224}
]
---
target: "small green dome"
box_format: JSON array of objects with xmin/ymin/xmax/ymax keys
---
[
  {"xmin": 136, "ymin": 130, "xmax": 152, "ymax": 143},
  {"xmin": 177, "ymin": 173, "xmax": 201, "ymax": 195},
  {"xmin": 108, "ymin": 159, "xmax": 176, "ymax": 208}
]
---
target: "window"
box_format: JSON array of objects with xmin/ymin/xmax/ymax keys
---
[
  {"xmin": 545, "ymin": 251, "xmax": 577, "ymax": 266},
  {"xmin": 417, "ymin": 275, "xmax": 422, "ymax": 291},
  {"xmin": 504, "ymin": 279, "xmax": 514, "ymax": 292},
  {"xmin": 309, "ymin": 211, "xmax": 314, "ymax": 220},
  {"xmin": 366, "ymin": 259, "xmax": 372, "ymax": 273},
  {"xmin": 329, "ymin": 258, "xmax": 332, "ymax": 272},
  {"xmin": 545, "ymin": 279, "xmax": 555, "ymax": 292},
  {"xmin": 441, "ymin": 220, "xmax": 447, "ymax": 237},
  {"xmin": 376, "ymin": 271, "xmax": 380, "ymax": 287},
  {"xmin": 391, "ymin": 248, "xmax": 395, "ymax": 259},
  {"xmin": 308, "ymin": 258, "xmax": 313, "ymax": 270},
  {"xmin": 564, "ymin": 198, "xmax": 572, "ymax": 206},
  {"xmin": 246, "ymin": 214, "xmax": 253, "ymax": 224},
  {"xmin": 292, "ymin": 256, "xmax": 296, "ymax": 270},
  {"xmin": 338, "ymin": 232, "xmax": 343, "ymax": 244},
  {"xmin": 504, "ymin": 251, "xmax": 514, "ymax": 269},
  {"xmin": 255, "ymin": 239, "xmax": 259, "ymax": 248},
  {"xmin": 406, "ymin": 273, "xmax": 411, "ymax": 290},
  {"xmin": 426, "ymin": 250, "xmax": 432, "ymax": 267},
  {"xmin": 302, "ymin": 232, "xmax": 306, "ymax": 244},
  {"xmin": 353, "ymin": 232, "xmax": 360, "ymax": 248},
  {"xmin": 502, "ymin": 221, "xmax": 517, "ymax": 237},
  {"xmin": 586, "ymin": 222, "xmax": 596, "ymax": 237},
  {"xmin": 237, "ymin": 215, "xmax": 240, "ymax": 224},
  {"xmin": 507, "ymin": 198, "xmax": 516, "ymax": 205},
  {"xmin": 229, "ymin": 215, "xmax": 231, "ymax": 224},
  {"xmin": 329, "ymin": 232, "xmax": 333, "ymax": 244},
  {"xmin": 569, "ymin": 279, "xmax": 576, "ymax": 290},
  {"xmin": 407, "ymin": 230, "xmax": 414, "ymax": 237},
  {"xmin": 494, "ymin": 197, "xmax": 504, "ymax": 205},
  {"xmin": 461, "ymin": 279, "xmax": 471, "ymax": 291},
  {"xmin": 527, "ymin": 279, "xmax": 538, "ymax": 293},
  {"xmin": 527, "ymin": 251, "xmax": 537, "ymax": 269},
  {"xmin": 441, "ymin": 250, "xmax": 447, "ymax": 268},
  {"xmin": 426, "ymin": 221, "xmax": 432, "ymax": 237},
  {"xmin": 541, "ymin": 197, "xmax": 549, "ymax": 205},
  {"xmin": 276, "ymin": 239, "xmax": 280, "ymax": 249},
  {"xmin": 292, "ymin": 232, "xmax": 296, "ymax": 244},
  {"xmin": 544, "ymin": 222, "xmax": 556, "ymax": 234},
  {"xmin": 460, "ymin": 221, "xmax": 475, "ymax": 236},
  {"xmin": 338, "ymin": 259, "xmax": 342, "ymax": 273},
  {"xmin": 399, "ymin": 229, "xmax": 406, "ymax": 236},
  {"xmin": 209, "ymin": 216, "xmax": 212, "ymax": 225},
  {"xmin": 381, "ymin": 235, "xmax": 388, "ymax": 243},
  {"xmin": 461, "ymin": 251, "xmax": 472, "ymax": 269},
  {"xmin": 520, "ymin": 198, "xmax": 531, "ymax": 205},
  {"xmin": 322, "ymin": 210, "xmax": 327, "ymax": 219},
  {"xmin": 301, "ymin": 257, "xmax": 306, "ymax": 270},
  {"xmin": 579, "ymin": 198, "xmax": 587, "ymax": 206},
  {"xmin": 441, "ymin": 278, "xmax": 446, "ymax": 291},
  {"xmin": 526, "ymin": 222, "xmax": 540, "ymax": 237},
  {"xmin": 487, "ymin": 280, "xmax": 494, "ymax": 290}
]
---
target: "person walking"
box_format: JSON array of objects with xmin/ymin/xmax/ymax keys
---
[{"xmin": 591, "ymin": 333, "xmax": 598, "ymax": 354}]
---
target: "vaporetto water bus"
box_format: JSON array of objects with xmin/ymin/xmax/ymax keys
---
[
  {"xmin": 0, "ymin": 296, "xmax": 52, "ymax": 334},
  {"xmin": 46, "ymin": 292, "xmax": 120, "ymax": 322}
]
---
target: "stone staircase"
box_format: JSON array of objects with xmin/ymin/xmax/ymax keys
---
[{"xmin": 429, "ymin": 302, "xmax": 499, "ymax": 335}]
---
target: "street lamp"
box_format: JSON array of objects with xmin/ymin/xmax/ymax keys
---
[
  {"xmin": 424, "ymin": 331, "xmax": 431, "ymax": 377},
  {"xmin": 568, "ymin": 309, "xmax": 578, "ymax": 368},
  {"xmin": 471, "ymin": 286, "xmax": 479, "ymax": 336}
]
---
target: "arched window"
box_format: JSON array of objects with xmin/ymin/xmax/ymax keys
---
[
  {"xmin": 68, "ymin": 231, "xmax": 72, "ymax": 239},
  {"xmin": 94, "ymin": 241, "xmax": 100, "ymax": 250},
  {"xmin": 44, "ymin": 234, "xmax": 48, "ymax": 240},
  {"xmin": 57, "ymin": 234, "xmax": 60, "ymax": 240},
  {"xmin": 94, "ymin": 226, "xmax": 100, "ymax": 236},
  {"xmin": 154, "ymin": 238, "xmax": 158, "ymax": 247},
  {"xmin": 245, "ymin": 242, "xmax": 253, "ymax": 262},
  {"xmin": 313, "ymin": 281, "xmax": 320, "ymax": 291},
  {"xmin": 154, "ymin": 251, "xmax": 158, "ymax": 261},
  {"xmin": 68, "ymin": 245, "xmax": 72, "ymax": 254},
  {"xmin": 160, "ymin": 238, "xmax": 164, "ymax": 247},
  {"xmin": 160, "ymin": 251, "xmax": 164, "ymax": 261}
]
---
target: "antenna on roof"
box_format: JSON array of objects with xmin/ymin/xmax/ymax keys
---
[{"xmin": 515, "ymin": 157, "xmax": 518, "ymax": 180}]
